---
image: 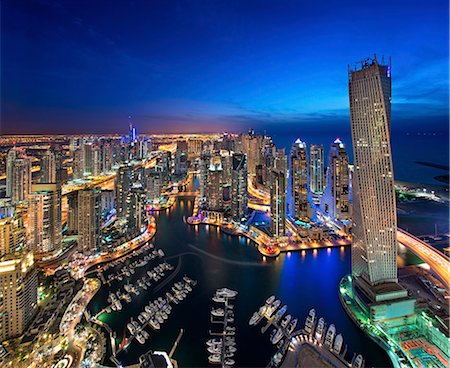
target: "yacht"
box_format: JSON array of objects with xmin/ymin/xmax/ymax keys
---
[
  {"xmin": 305, "ymin": 308, "xmax": 316, "ymax": 335},
  {"xmin": 127, "ymin": 322, "xmax": 136, "ymax": 335},
  {"xmin": 211, "ymin": 308, "xmax": 225, "ymax": 317},
  {"xmin": 273, "ymin": 305, "xmax": 287, "ymax": 322},
  {"xmin": 216, "ymin": 288, "xmax": 238, "ymax": 298},
  {"xmin": 265, "ymin": 295, "xmax": 276, "ymax": 305},
  {"xmin": 352, "ymin": 354, "xmax": 364, "ymax": 368},
  {"xmin": 208, "ymin": 355, "xmax": 221, "ymax": 364},
  {"xmin": 287, "ymin": 318, "xmax": 298, "ymax": 334},
  {"xmin": 333, "ymin": 334, "xmax": 343, "ymax": 354},
  {"xmin": 271, "ymin": 328, "xmax": 284, "ymax": 344},
  {"xmin": 314, "ymin": 317, "xmax": 326, "ymax": 343},
  {"xmin": 136, "ymin": 331, "xmax": 145, "ymax": 344},
  {"xmin": 324, "ymin": 324, "xmax": 336, "ymax": 349},
  {"xmin": 224, "ymin": 358, "xmax": 235, "ymax": 366},
  {"xmin": 281, "ymin": 314, "xmax": 292, "ymax": 328},
  {"xmin": 207, "ymin": 338, "xmax": 222, "ymax": 346},
  {"xmin": 249, "ymin": 312, "xmax": 262, "ymax": 326},
  {"xmin": 142, "ymin": 330, "xmax": 150, "ymax": 340},
  {"xmin": 207, "ymin": 346, "xmax": 221, "ymax": 354},
  {"xmin": 149, "ymin": 319, "xmax": 160, "ymax": 330}
]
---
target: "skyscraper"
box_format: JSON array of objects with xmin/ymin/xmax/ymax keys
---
[
  {"xmin": 231, "ymin": 153, "xmax": 248, "ymax": 222},
  {"xmin": 115, "ymin": 164, "xmax": 133, "ymax": 218},
  {"xmin": 126, "ymin": 185, "xmax": 147, "ymax": 231},
  {"xmin": 0, "ymin": 207, "xmax": 26, "ymax": 257},
  {"xmin": 270, "ymin": 149, "xmax": 287, "ymax": 238},
  {"xmin": 320, "ymin": 139, "xmax": 350, "ymax": 221},
  {"xmin": 0, "ymin": 253, "xmax": 38, "ymax": 341},
  {"xmin": 78, "ymin": 188, "xmax": 102, "ymax": 252},
  {"xmin": 40, "ymin": 149, "xmax": 56, "ymax": 184},
  {"xmin": 349, "ymin": 56, "xmax": 397, "ymax": 285},
  {"xmin": 309, "ymin": 144, "xmax": 325, "ymax": 195},
  {"xmin": 6, "ymin": 149, "xmax": 32, "ymax": 204},
  {"xmin": 27, "ymin": 184, "xmax": 62, "ymax": 255},
  {"xmin": 290, "ymin": 138, "xmax": 309, "ymax": 220}
]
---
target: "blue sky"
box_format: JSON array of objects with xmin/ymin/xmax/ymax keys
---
[{"xmin": 1, "ymin": 0, "xmax": 448, "ymax": 134}]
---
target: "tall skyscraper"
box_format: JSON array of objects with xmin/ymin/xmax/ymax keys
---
[
  {"xmin": 320, "ymin": 139, "xmax": 350, "ymax": 221},
  {"xmin": 6, "ymin": 149, "xmax": 32, "ymax": 204},
  {"xmin": 83, "ymin": 142, "xmax": 94, "ymax": 176},
  {"xmin": 40, "ymin": 149, "xmax": 56, "ymax": 184},
  {"xmin": 67, "ymin": 191, "xmax": 79, "ymax": 234},
  {"xmin": 309, "ymin": 144, "xmax": 325, "ymax": 195},
  {"xmin": 231, "ymin": 153, "xmax": 248, "ymax": 222},
  {"xmin": 349, "ymin": 56, "xmax": 397, "ymax": 285},
  {"xmin": 126, "ymin": 185, "xmax": 147, "ymax": 231},
  {"xmin": 115, "ymin": 164, "xmax": 133, "ymax": 218},
  {"xmin": 290, "ymin": 138, "xmax": 309, "ymax": 220},
  {"xmin": 27, "ymin": 184, "xmax": 62, "ymax": 255},
  {"xmin": 174, "ymin": 141, "xmax": 188, "ymax": 176},
  {"xmin": 78, "ymin": 188, "xmax": 102, "ymax": 252},
  {"xmin": 270, "ymin": 149, "xmax": 287, "ymax": 238},
  {"xmin": 205, "ymin": 162, "xmax": 224, "ymax": 211},
  {"xmin": 0, "ymin": 253, "xmax": 38, "ymax": 341}
]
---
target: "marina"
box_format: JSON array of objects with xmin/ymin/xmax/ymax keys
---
[
  {"xmin": 207, "ymin": 288, "xmax": 238, "ymax": 367},
  {"xmin": 249, "ymin": 297, "xmax": 365, "ymax": 368}
]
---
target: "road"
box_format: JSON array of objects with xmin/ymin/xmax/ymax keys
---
[{"xmin": 397, "ymin": 228, "xmax": 450, "ymax": 286}]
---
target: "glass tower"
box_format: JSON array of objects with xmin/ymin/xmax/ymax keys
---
[{"xmin": 348, "ymin": 56, "xmax": 397, "ymax": 285}]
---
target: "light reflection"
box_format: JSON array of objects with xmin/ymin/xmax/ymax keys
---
[
  {"xmin": 313, "ymin": 249, "xmax": 318, "ymax": 258},
  {"xmin": 327, "ymin": 248, "xmax": 331, "ymax": 255}
]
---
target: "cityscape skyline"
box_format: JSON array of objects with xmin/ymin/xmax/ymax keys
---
[{"xmin": 1, "ymin": 0, "xmax": 449, "ymax": 135}]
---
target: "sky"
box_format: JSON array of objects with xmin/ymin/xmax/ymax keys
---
[{"xmin": 1, "ymin": 0, "xmax": 449, "ymax": 135}]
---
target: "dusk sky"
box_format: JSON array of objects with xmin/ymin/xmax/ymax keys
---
[{"xmin": 1, "ymin": 0, "xmax": 448, "ymax": 135}]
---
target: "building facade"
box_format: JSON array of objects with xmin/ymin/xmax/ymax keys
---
[
  {"xmin": 290, "ymin": 138, "xmax": 309, "ymax": 220},
  {"xmin": 231, "ymin": 153, "xmax": 248, "ymax": 222}
]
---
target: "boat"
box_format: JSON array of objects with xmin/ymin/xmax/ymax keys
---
[
  {"xmin": 315, "ymin": 317, "xmax": 326, "ymax": 343},
  {"xmin": 138, "ymin": 314, "xmax": 146, "ymax": 324},
  {"xmin": 352, "ymin": 354, "xmax": 365, "ymax": 368},
  {"xmin": 127, "ymin": 322, "xmax": 136, "ymax": 335},
  {"xmin": 207, "ymin": 346, "xmax": 221, "ymax": 354},
  {"xmin": 324, "ymin": 324, "xmax": 336, "ymax": 349},
  {"xmin": 305, "ymin": 308, "xmax": 316, "ymax": 335},
  {"xmin": 272, "ymin": 352, "xmax": 283, "ymax": 365},
  {"xmin": 211, "ymin": 308, "xmax": 225, "ymax": 317},
  {"xmin": 207, "ymin": 338, "xmax": 222, "ymax": 346},
  {"xmin": 226, "ymin": 346, "xmax": 237, "ymax": 353},
  {"xmin": 156, "ymin": 313, "xmax": 164, "ymax": 324},
  {"xmin": 287, "ymin": 318, "xmax": 298, "ymax": 334},
  {"xmin": 149, "ymin": 319, "xmax": 160, "ymax": 330},
  {"xmin": 216, "ymin": 288, "xmax": 238, "ymax": 298},
  {"xmin": 208, "ymin": 355, "xmax": 221, "ymax": 364},
  {"xmin": 136, "ymin": 331, "xmax": 145, "ymax": 344},
  {"xmin": 265, "ymin": 295, "xmax": 275, "ymax": 305},
  {"xmin": 212, "ymin": 295, "xmax": 226, "ymax": 303},
  {"xmin": 266, "ymin": 300, "xmax": 281, "ymax": 317},
  {"xmin": 333, "ymin": 334, "xmax": 343, "ymax": 354},
  {"xmin": 142, "ymin": 330, "xmax": 149, "ymax": 339},
  {"xmin": 249, "ymin": 312, "xmax": 262, "ymax": 326},
  {"xmin": 281, "ymin": 314, "xmax": 292, "ymax": 328},
  {"xmin": 271, "ymin": 328, "xmax": 284, "ymax": 344},
  {"xmin": 224, "ymin": 358, "xmax": 235, "ymax": 365},
  {"xmin": 273, "ymin": 305, "xmax": 287, "ymax": 322}
]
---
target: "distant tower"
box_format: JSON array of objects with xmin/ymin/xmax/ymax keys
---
[
  {"xmin": 7, "ymin": 151, "xmax": 32, "ymax": 204},
  {"xmin": 115, "ymin": 164, "xmax": 133, "ymax": 219},
  {"xmin": 320, "ymin": 139, "xmax": 350, "ymax": 221},
  {"xmin": 309, "ymin": 144, "xmax": 325, "ymax": 195},
  {"xmin": 291, "ymin": 138, "xmax": 309, "ymax": 220},
  {"xmin": 349, "ymin": 56, "xmax": 397, "ymax": 284}
]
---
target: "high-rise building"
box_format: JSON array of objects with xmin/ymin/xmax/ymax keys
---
[
  {"xmin": 231, "ymin": 153, "xmax": 248, "ymax": 222},
  {"xmin": 146, "ymin": 166, "xmax": 165, "ymax": 203},
  {"xmin": 6, "ymin": 150, "xmax": 32, "ymax": 204},
  {"xmin": 291, "ymin": 138, "xmax": 309, "ymax": 220},
  {"xmin": 126, "ymin": 185, "xmax": 147, "ymax": 231},
  {"xmin": 78, "ymin": 188, "xmax": 102, "ymax": 251},
  {"xmin": 0, "ymin": 206, "xmax": 26, "ymax": 257},
  {"xmin": 83, "ymin": 142, "xmax": 94, "ymax": 176},
  {"xmin": 205, "ymin": 161, "xmax": 224, "ymax": 211},
  {"xmin": 309, "ymin": 144, "xmax": 325, "ymax": 195},
  {"xmin": 73, "ymin": 148, "xmax": 84, "ymax": 179},
  {"xmin": 270, "ymin": 149, "xmax": 287, "ymax": 238},
  {"xmin": 199, "ymin": 153, "xmax": 211, "ymax": 198},
  {"xmin": 67, "ymin": 191, "xmax": 79, "ymax": 234},
  {"xmin": 40, "ymin": 149, "xmax": 56, "ymax": 184},
  {"xmin": 242, "ymin": 130, "xmax": 263, "ymax": 183},
  {"xmin": 187, "ymin": 139, "xmax": 203, "ymax": 162},
  {"xmin": 174, "ymin": 141, "xmax": 188, "ymax": 176},
  {"xmin": 115, "ymin": 164, "xmax": 133, "ymax": 219},
  {"xmin": 320, "ymin": 139, "xmax": 350, "ymax": 221},
  {"xmin": 27, "ymin": 184, "xmax": 62, "ymax": 255},
  {"xmin": 0, "ymin": 253, "xmax": 38, "ymax": 341},
  {"xmin": 349, "ymin": 57, "xmax": 397, "ymax": 285}
]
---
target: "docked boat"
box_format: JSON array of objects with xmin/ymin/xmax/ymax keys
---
[
  {"xmin": 305, "ymin": 308, "xmax": 316, "ymax": 335},
  {"xmin": 127, "ymin": 322, "xmax": 136, "ymax": 335},
  {"xmin": 281, "ymin": 314, "xmax": 292, "ymax": 328},
  {"xmin": 315, "ymin": 317, "xmax": 326, "ymax": 343},
  {"xmin": 211, "ymin": 308, "xmax": 225, "ymax": 317},
  {"xmin": 216, "ymin": 288, "xmax": 238, "ymax": 298},
  {"xmin": 287, "ymin": 318, "xmax": 298, "ymax": 334},
  {"xmin": 208, "ymin": 355, "xmax": 221, "ymax": 364},
  {"xmin": 149, "ymin": 319, "xmax": 160, "ymax": 330},
  {"xmin": 273, "ymin": 305, "xmax": 287, "ymax": 322},
  {"xmin": 224, "ymin": 358, "xmax": 235, "ymax": 365},
  {"xmin": 136, "ymin": 331, "xmax": 145, "ymax": 344},
  {"xmin": 352, "ymin": 354, "xmax": 364, "ymax": 368},
  {"xmin": 207, "ymin": 346, "xmax": 221, "ymax": 354},
  {"xmin": 333, "ymin": 334, "xmax": 343, "ymax": 354},
  {"xmin": 271, "ymin": 328, "xmax": 284, "ymax": 345},
  {"xmin": 249, "ymin": 311, "xmax": 263, "ymax": 326},
  {"xmin": 324, "ymin": 324, "xmax": 336, "ymax": 349},
  {"xmin": 265, "ymin": 295, "xmax": 275, "ymax": 305}
]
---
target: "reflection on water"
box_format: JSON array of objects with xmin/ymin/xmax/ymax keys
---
[{"xmin": 88, "ymin": 198, "xmax": 392, "ymax": 368}]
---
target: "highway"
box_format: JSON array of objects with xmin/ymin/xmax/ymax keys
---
[{"xmin": 397, "ymin": 228, "xmax": 450, "ymax": 286}]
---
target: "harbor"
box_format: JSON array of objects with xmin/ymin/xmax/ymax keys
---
[{"xmin": 207, "ymin": 288, "xmax": 238, "ymax": 366}]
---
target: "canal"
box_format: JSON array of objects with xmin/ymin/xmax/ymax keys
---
[{"xmin": 88, "ymin": 197, "xmax": 393, "ymax": 367}]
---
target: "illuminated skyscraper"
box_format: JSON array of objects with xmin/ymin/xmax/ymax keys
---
[
  {"xmin": 6, "ymin": 149, "xmax": 32, "ymax": 204},
  {"xmin": 115, "ymin": 164, "xmax": 133, "ymax": 218},
  {"xmin": 174, "ymin": 141, "xmax": 188, "ymax": 176},
  {"xmin": 0, "ymin": 253, "xmax": 38, "ymax": 341},
  {"xmin": 349, "ymin": 56, "xmax": 397, "ymax": 285},
  {"xmin": 40, "ymin": 150, "xmax": 56, "ymax": 184},
  {"xmin": 126, "ymin": 185, "xmax": 147, "ymax": 231},
  {"xmin": 320, "ymin": 139, "xmax": 350, "ymax": 221},
  {"xmin": 309, "ymin": 144, "xmax": 324, "ymax": 195},
  {"xmin": 146, "ymin": 166, "xmax": 165, "ymax": 203},
  {"xmin": 231, "ymin": 153, "xmax": 248, "ymax": 221},
  {"xmin": 270, "ymin": 149, "xmax": 287, "ymax": 238},
  {"xmin": 27, "ymin": 184, "xmax": 62, "ymax": 255},
  {"xmin": 78, "ymin": 188, "xmax": 102, "ymax": 251},
  {"xmin": 205, "ymin": 161, "xmax": 224, "ymax": 211},
  {"xmin": 290, "ymin": 138, "xmax": 309, "ymax": 220},
  {"xmin": 0, "ymin": 205, "xmax": 26, "ymax": 257}
]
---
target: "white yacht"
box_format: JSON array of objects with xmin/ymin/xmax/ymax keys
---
[
  {"xmin": 271, "ymin": 328, "xmax": 284, "ymax": 345},
  {"xmin": 211, "ymin": 308, "xmax": 225, "ymax": 317},
  {"xmin": 265, "ymin": 295, "xmax": 275, "ymax": 305},
  {"xmin": 281, "ymin": 314, "xmax": 292, "ymax": 328}
]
